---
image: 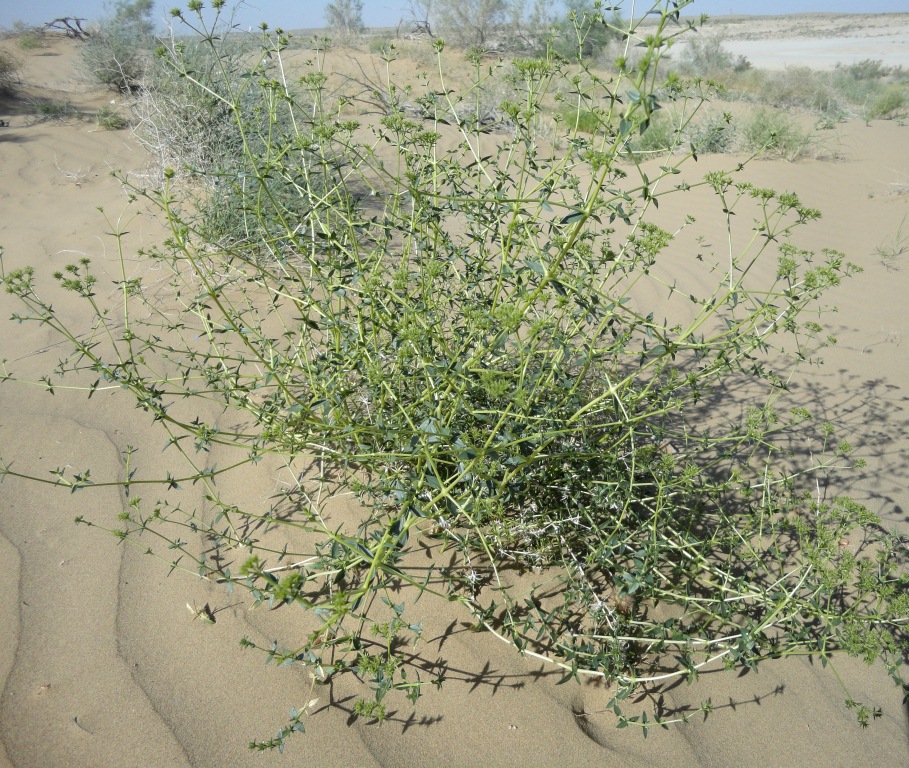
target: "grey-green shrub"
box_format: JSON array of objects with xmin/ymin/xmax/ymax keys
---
[
  {"xmin": 686, "ymin": 109, "xmax": 735, "ymax": 153},
  {"xmin": 130, "ymin": 34, "xmax": 247, "ymax": 183},
  {"xmin": 629, "ymin": 111, "xmax": 675, "ymax": 154},
  {"xmin": 837, "ymin": 58, "xmax": 891, "ymax": 82},
  {"xmin": 130, "ymin": 27, "xmax": 322, "ymax": 247},
  {"xmin": 556, "ymin": 103, "xmax": 601, "ymax": 133},
  {"xmin": 741, "ymin": 107, "xmax": 815, "ymax": 161},
  {"xmin": 2, "ymin": 0, "xmax": 907, "ymax": 750},
  {"xmin": 679, "ymin": 31, "xmax": 751, "ymax": 76},
  {"xmin": 80, "ymin": 0, "xmax": 155, "ymax": 91}
]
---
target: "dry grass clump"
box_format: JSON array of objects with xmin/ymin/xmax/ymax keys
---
[{"xmin": 875, "ymin": 215, "xmax": 909, "ymax": 270}]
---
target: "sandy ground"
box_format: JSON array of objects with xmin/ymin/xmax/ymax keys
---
[{"xmin": 1, "ymin": 13, "xmax": 909, "ymax": 768}]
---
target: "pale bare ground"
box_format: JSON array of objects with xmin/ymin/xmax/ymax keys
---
[
  {"xmin": 1, "ymin": 18, "xmax": 908, "ymax": 768},
  {"xmin": 690, "ymin": 12, "xmax": 909, "ymax": 70}
]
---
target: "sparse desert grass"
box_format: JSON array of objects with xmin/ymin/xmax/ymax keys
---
[
  {"xmin": 875, "ymin": 215, "xmax": 909, "ymax": 270},
  {"xmin": 26, "ymin": 97, "xmax": 82, "ymax": 123}
]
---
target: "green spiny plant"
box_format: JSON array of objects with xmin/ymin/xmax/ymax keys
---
[
  {"xmin": 2, "ymin": 0, "xmax": 907, "ymax": 752},
  {"xmin": 552, "ymin": 0, "xmax": 625, "ymax": 61}
]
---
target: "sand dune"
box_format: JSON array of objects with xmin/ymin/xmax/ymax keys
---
[{"xmin": 1, "ymin": 17, "xmax": 908, "ymax": 767}]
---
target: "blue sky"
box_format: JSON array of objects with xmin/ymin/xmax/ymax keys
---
[{"xmin": 2, "ymin": 1, "xmax": 907, "ymax": 31}]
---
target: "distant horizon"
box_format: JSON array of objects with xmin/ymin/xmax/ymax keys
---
[{"xmin": 2, "ymin": 1, "xmax": 908, "ymax": 33}]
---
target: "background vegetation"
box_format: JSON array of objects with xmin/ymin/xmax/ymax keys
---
[{"xmin": 79, "ymin": 0, "xmax": 155, "ymax": 92}]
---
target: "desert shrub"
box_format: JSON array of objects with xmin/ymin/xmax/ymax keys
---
[
  {"xmin": 735, "ymin": 67, "xmax": 844, "ymax": 118},
  {"xmin": 0, "ymin": 49, "xmax": 19, "ymax": 95},
  {"xmin": 711, "ymin": 66, "xmax": 852, "ymax": 123},
  {"xmin": 17, "ymin": 32, "xmax": 44, "ymax": 50},
  {"xmin": 433, "ymin": 0, "xmax": 510, "ymax": 47},
  {"xmin": 826, "ymin": 71, "xmax": 890, "ymax": 117},
  {"xmin": 706, "ymin": 57, "xmax": 903, "ymax": 124},
  {"xmin": 837, "ymin": 58, "xmax": 891, "ymax": 82},
  {"xmin": 11, "ymin": 22, "xmax": 47, "ymax": 50},
  {"xmin": 685, "ymin": 109, "xmax": 735, "ymax": 153},
  {"xmin": 80, "ymin": 0, "xmax": 155, "ymax": 91},
  {"xmin": 130, "ymin": 35, "xmax": 244, "ymax": 183},
  {"xmin": 367, "ymin": 35, "xmax": 394, "ymax": 55},
  {"xmin": 3, "ymin": 0, "xmax": 907, "ymax": 750},
  {"xmin": 129, "ymin": 25, "xmax": 317, "ymax": 246},
  {"xmin": 890, "ymin": 65, "xmax": 909, "ymax": 84},
  {"xmin": 679, "ymin": 31, "xmax": 751, "ymax": 77},
  {"xmin": 740, "ymin": 107, "xmax": 816, "ymax": 161},
  {"xmin": 868, "ymin": 85, "xmax": 908, "ymax": 120}
]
